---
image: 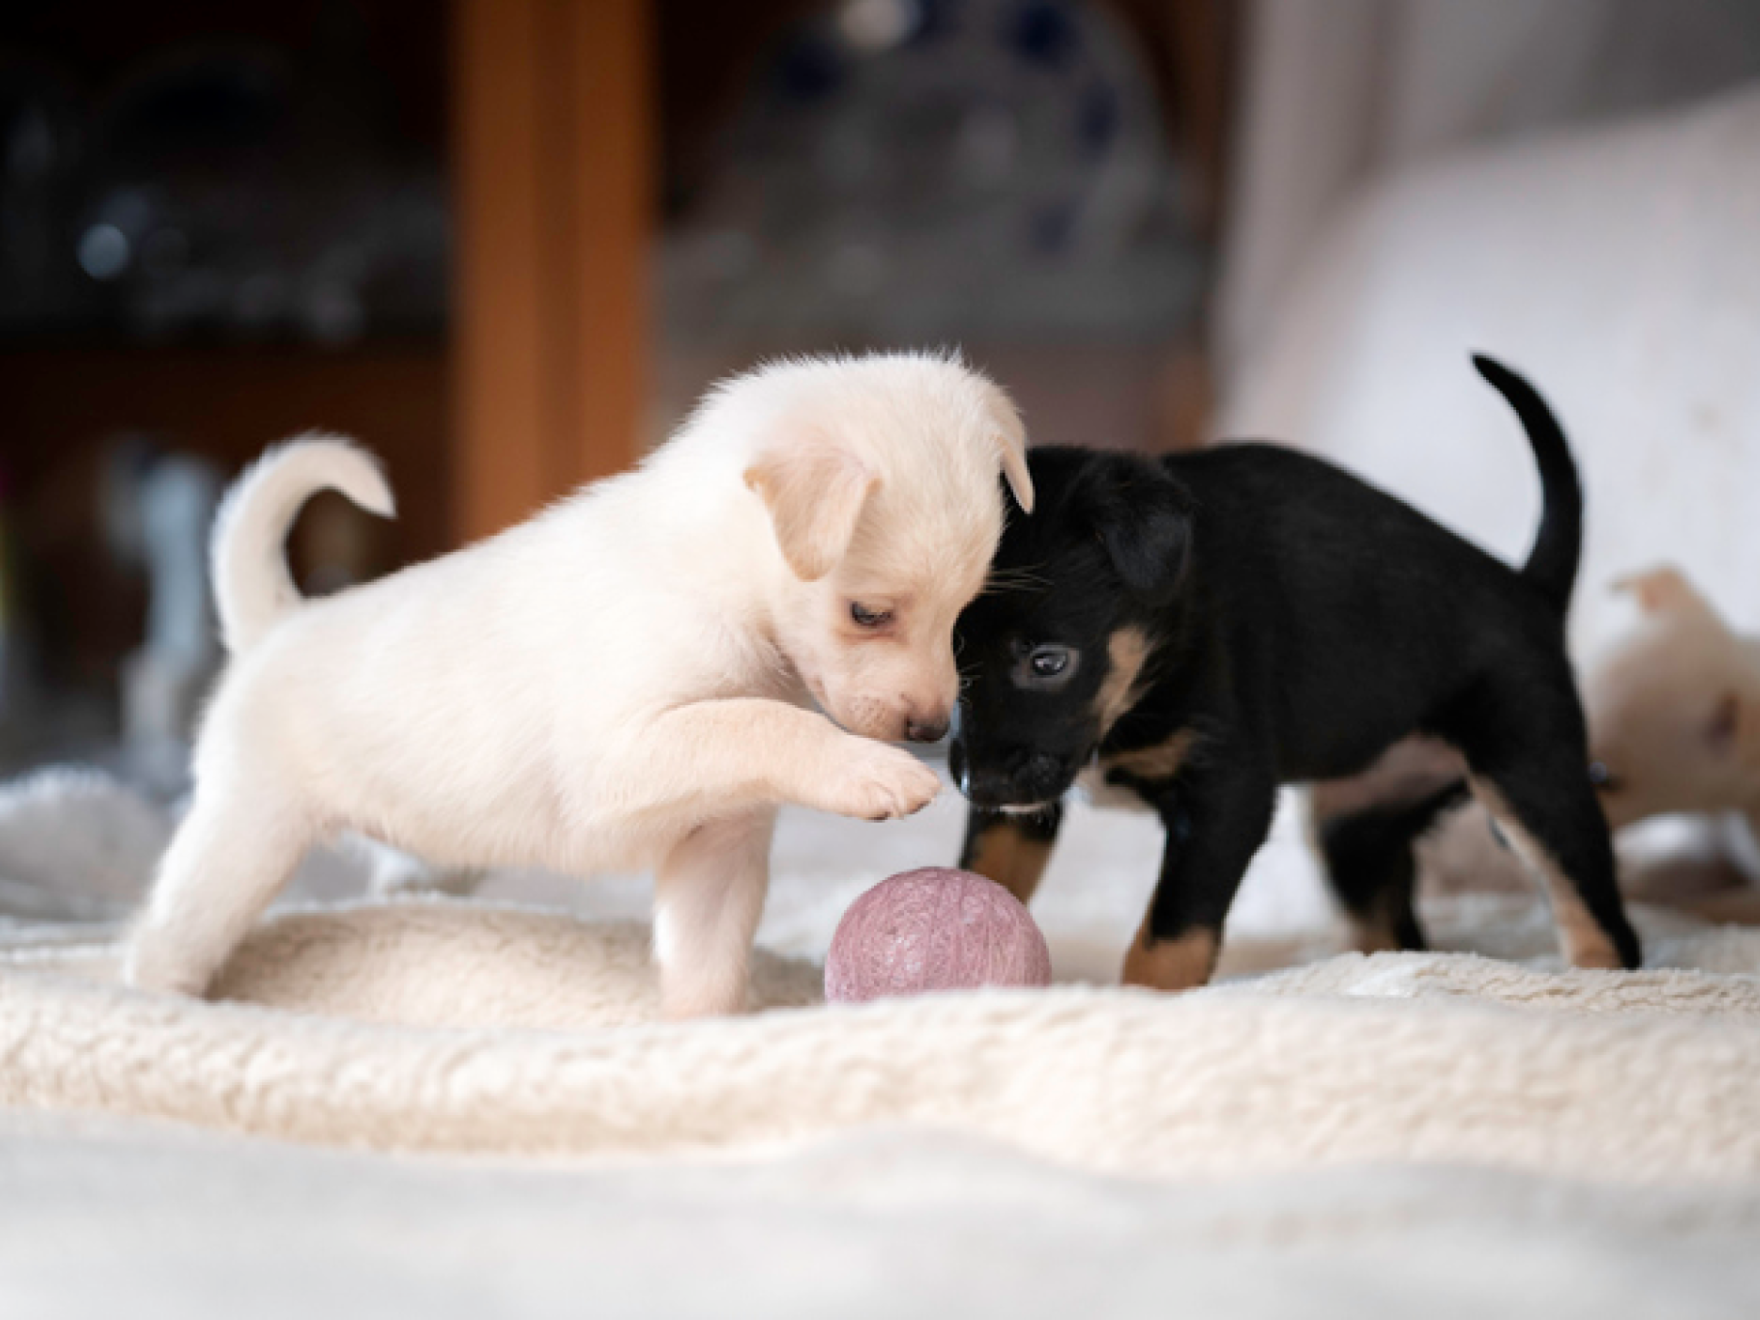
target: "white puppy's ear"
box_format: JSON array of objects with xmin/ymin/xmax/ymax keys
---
[
  {"xmin": 1613, "ymin": 565, "xmax": 1710, "ymax": 617},
  {"xmin": 983, "ymin": 381, "xmax": 1034, "ymax": 514},
  {"xmin": 744, "ymin": 434, "xmax": 879, "ymax": 581}
]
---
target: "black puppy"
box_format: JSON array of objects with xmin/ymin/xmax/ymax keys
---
[{"xmin": 950, "ymin": 356, "xmax": 1640, "ymax": 990}]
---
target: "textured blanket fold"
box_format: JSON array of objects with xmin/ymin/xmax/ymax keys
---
[{"xmin": 5, "ymin": 897, "xmax": 1759, "ymax": 1181}]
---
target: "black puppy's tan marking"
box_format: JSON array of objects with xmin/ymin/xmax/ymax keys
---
[
  {"xmin": 950, "ymin": 356, "xmax": 1640, "ymax": 987},
  {"xmin": 1472, "ymin": 777, "xmax": 1623, "ymax": 969},
  {"xmin": 1094, "ymin": 628, "xmax": 1152, "ymax": 735},
  {"xmin": 1102, "ymin": 728, "xmax": 1199, "ymax": 783},
  {"xmin": 959, "ymin": 806, "xmax": 1060, "ymax": 905},
  {"xmin": 1122, "ymin": 919, "xmax": 1216, "ymax": 992}
]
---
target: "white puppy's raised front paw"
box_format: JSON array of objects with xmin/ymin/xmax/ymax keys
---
[{"xmin": 815, "ymin": 741, "xmax": 942, "ymax": 821}]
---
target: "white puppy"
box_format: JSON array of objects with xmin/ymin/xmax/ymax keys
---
[{"xmin": 126, "ymin": 353, "xmax": 1032, "ymax": 1016}]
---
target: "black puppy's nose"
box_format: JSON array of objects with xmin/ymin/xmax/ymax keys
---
[{"xmin": 906, "ymin": 717, "xmax": 949, "ymax": 744}]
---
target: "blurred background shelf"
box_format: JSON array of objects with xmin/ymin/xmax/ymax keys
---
[
  {"xmin": 0, "ymin": 342, "xmax": 448, "ymax": 558},
  {"xmin": 0, "ymin": 0, "xmax": 1233, "ymax": 778}
]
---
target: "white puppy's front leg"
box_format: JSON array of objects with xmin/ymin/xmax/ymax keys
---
[
  {"xmin": 625, "ymin": 700, "xmax": 938, "ymax": 1018},
  {"xmin": 653, "ymin": 808, "xmax": 776, "ymax": 1018},
  {"xmin": 626, "ymin": 699, "xmax": 942, "ymax": 823}
]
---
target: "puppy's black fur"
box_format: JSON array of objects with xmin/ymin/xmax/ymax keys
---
[{"xmin": 951, "ymin": 356, "xmax": 1640, "ymax": 987}]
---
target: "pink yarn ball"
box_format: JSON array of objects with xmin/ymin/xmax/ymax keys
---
[{"xmin": 824, "ymin": 867, "xmax": 1053, "ymax": 1004}]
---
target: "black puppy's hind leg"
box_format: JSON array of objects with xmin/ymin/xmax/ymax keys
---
[
  {"xmin": 960, "ymin": 804, "xmax": 1063, "ymax": 906},
  {"xmin": 1446, "ymin": 675, "xmax": 1641, "ymax": 970},
  {"xmin": 1312, "ymin": 779, "xmax": 1469, "ymax": 954}
]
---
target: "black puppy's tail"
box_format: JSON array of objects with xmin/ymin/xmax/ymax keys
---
[{"xmin": 1471, "ymin": 354, "xmax": 1582, "ymax": 614}]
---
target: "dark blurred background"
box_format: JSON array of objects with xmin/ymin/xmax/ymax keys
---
[{"xmin": 3, "ymin": 0, "xmax": 1759, "ymax": 794}]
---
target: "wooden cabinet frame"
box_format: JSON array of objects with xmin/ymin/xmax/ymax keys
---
[{"xmin": 451, "ymin": 0, "xmax": 654, "ymax": 542}]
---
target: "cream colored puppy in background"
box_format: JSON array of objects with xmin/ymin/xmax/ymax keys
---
[
  {"xmin": 126, "ymin": 352, "xmax": 1033, "ymax": 1016},
  {"xmin": 1584, "ymin": 566, "xmax": 1760, "ymax": 838}
]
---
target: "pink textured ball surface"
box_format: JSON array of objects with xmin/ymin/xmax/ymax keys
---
[{"xmin": 824, "ymin": 867, "xmax": 1053, "ymax": 1004}]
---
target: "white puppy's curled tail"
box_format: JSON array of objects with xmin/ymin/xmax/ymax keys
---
[{"xmin": 211, "ymin": 434, "xmax": 395, "ymax": 654}]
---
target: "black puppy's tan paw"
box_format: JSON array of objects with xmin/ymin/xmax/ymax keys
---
[{"xmin": 1120, "ymin": 923, "xmax": 1216, "ymax": 992}]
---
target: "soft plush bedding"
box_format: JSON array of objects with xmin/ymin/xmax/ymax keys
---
[
  {"xmin": 7, "ymin": 879, "xmax": 1760, "ymax": 1179},
  {"xmin": 2, "ymin": 767, "xmax": 1759, "ymax": 1316}
]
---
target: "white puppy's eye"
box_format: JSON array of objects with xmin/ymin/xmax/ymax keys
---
[{"xmin": 850, "ymin": 602, "xmax": 892, "ymax": 629}]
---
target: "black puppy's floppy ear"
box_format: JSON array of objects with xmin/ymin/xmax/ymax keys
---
[{"xmin": 1090, "ymin": 459, "xmax": 1194, "ymax": 604}]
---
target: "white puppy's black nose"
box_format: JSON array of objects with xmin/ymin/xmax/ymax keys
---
[{"xmin": 905, "ymin": 717, "xmax": 950, "ymax": 743}]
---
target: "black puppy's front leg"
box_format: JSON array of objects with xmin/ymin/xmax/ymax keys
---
[
  {"xmin": 1123, "ymin": 757, "xmax": 1276, "ymax": 992},
  {"xmin": 960, "ymin": 804, "xmax": 1063, "ymax": 906}
]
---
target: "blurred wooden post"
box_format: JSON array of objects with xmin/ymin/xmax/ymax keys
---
[{"xmin": 451, "ymin": 0, "xmax": 653, "ymax": 544}]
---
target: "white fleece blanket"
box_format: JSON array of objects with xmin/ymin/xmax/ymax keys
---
[
  {"xmin": 8, "ymin": 904, "xmax": 1760, "ymax": 1181},
  {"xmin": 7, "ymin": 777, "xmax": 1760, "ymax": 1316},
  {"xmin": 5, "ymin": 775, "xmax": 1760, "ymax": 1318},
  {"xmin": 3, "ymin": 765, "xmax": 1760, "ymax": 1180}
]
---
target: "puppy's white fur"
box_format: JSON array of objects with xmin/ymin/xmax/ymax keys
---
[
  {"xmin": 126, "ymin": 353, "xmax": 1032, "ymax": 1016},
  {"xmin": 1585, "ymin": 566, "xmax": 1760, "ymax": 837}
]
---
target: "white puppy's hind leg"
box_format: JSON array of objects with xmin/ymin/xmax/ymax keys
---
[
  {"xmin": 125, "ymin": 785, "xmax": 313, "ymax": 995},
  {"xmin": 652, "ymin": 808, "xmax": 776, "ymax": 1019}
]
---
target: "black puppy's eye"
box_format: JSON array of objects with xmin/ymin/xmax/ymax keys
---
[
  {"xmin": 850, "ymin": 602, "xmax": 892, "ymax": 629},
  {"xmin": 1031, "ymin": 648, "xmax": 1070, "ymax": 677},
  {"xmin": 1014, "ymin": 643, "xmax": 1078, "ymax": 690},
  {"xmin": 1588, "ymin": 761, "xmax": 1622, "ymax": 793}
]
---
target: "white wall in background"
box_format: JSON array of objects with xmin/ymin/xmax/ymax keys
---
[
  {"xmin": 1220, "ymin": 88, "xmax": 1760, "ymax": 659},
  {"xmin": 1218, "ymin": 0, "xmax": 1760, "ymax": 384}
]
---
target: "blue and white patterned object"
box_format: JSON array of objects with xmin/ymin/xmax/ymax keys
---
[{"xmin": 664, "ymin": 0, "xmax": 1204, "ymax": 341}]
